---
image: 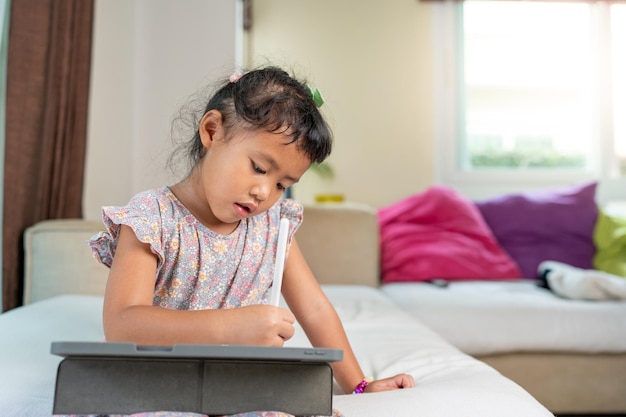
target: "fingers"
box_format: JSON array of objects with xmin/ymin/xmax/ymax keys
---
[
  {"xmin": 233, "ymin": 305, "xmax": 295, "ymax": 346},
  {"xmin": 394, "ymin": 373, "xmax": 416, "ymax": 389},
  {"xmin": 276, "ymin": 312, "xmax": 296, "ymax": 342},
  {"xmin": 366, "ymin": 374, "xmax": 416, "ymax": 392},
  {"xmin": 273, "ymin": 305, "xmax": 296, "ymax": 341}
]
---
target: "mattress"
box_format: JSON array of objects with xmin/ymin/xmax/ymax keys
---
[
  {"xmin": 0, "ymin": 287, "xmax": 552, "ymax": 417},
  {"xmin": 0, "ymin": 295, "xmax": 105, "ymax": 417},
  {"xmin": 381, "ymin": 281, "xmax": 626, "ymax": 356},
  {"xmin": 306, "ymin": 286, "xmax": 552, "ymax": 416}
]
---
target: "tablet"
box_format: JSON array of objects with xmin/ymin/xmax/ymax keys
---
[
  {"xmin": 51, "ymin": 341, "xmax": 343, "ymax": 362},
  {"xmin": 51, "ymin": 341, "xmax": 339, "ymax": 415}
]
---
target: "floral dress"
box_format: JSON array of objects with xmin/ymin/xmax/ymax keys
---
[{"xmin": 82, "ymin": 187, "xmax": 343, "ymax": 417}]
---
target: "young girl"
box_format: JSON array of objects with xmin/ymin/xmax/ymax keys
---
[{"xmin": 89, "ymin": 66, "xmax": 414, "ymax": 417}]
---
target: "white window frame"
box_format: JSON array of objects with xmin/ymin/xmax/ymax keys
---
[{"xmin": 432, "ymin": 0, "xmax": 626, "ymax": 204}]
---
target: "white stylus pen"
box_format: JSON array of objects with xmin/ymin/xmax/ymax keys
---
[{"xmin": 269, "ymin": 217, "xmax": 290, "ymax": 306}]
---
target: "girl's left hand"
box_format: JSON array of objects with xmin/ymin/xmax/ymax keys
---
[{"xmin": 365, "ymin": 373, "xmax": 416, "ymax": 393}]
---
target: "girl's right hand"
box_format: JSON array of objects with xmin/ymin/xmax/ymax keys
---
[{"xmin": 228, "ymin": 305, "xmax": 296, "ymax": 346}]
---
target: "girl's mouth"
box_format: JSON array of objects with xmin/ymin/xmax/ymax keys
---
[{"xmin": 234, "ymin": 203, "xmax": 252, "ymax": 217}]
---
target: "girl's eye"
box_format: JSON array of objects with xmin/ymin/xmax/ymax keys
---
[
  {"xmin": 252, "ymin": 162, "xmax": 266, "ymax": 174},
  {"xmin": 277, "ymin": 183, "xmax": 286, "ymax": 191}
]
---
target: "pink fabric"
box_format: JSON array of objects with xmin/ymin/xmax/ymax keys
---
[{"xmin": 378, "ymin": 186, "xmax": 522, "ymax": 283}]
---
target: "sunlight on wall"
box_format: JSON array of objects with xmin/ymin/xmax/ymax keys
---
[{"xmin": 248, "ymin": 0, "xmax": 436, "ymax": 208}]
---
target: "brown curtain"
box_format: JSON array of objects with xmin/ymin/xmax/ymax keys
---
[{"xmin": 3, "ymin": 0, "xmax": 94, "ymax": 311}]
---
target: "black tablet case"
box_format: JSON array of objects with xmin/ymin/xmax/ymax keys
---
[{"xmin": 51, "ymin": 342, "xmax": 343, "ymax": 416}]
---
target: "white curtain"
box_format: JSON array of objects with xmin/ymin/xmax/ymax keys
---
[{"xmin": 0, "ymin": 0, "xmax": 10, "ymax": 313}]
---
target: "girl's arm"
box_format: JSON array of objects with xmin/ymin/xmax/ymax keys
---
[
  {"xmin": 281, "ymin": 238, "xmax": 415, "ymax": 394},
  {"xmin": 102, "ymin": 225, "xmax": 296, "ymax": 347}
]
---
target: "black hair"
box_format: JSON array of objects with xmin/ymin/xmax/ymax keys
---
[{"xmin": 169, "ymin": 66, "xmax": 333, "ymax": 178}]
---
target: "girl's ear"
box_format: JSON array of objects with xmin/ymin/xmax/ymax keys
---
[{"xmin": 198, "ymin": 110, "xmax": 224, "ymax": 148}]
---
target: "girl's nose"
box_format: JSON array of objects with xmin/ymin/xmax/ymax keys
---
[{"xmin": 250, "ymin": 181, "xmax": 270, "ymax": 202}]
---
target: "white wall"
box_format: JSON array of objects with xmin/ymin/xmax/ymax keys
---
[
  {"xmin": 84, "ymin": 0, "xmax": 239, "ymax": 220},
  {"xmin": 248, "ymin": 0, "xmax": 436, "ymax": 207},
  {"xmin": 85, "ymin": 1, "xmax": 625, "ymax": 217},
  {"xmin": 85, "ymin": 0, "xmax": 437, "ymax": 216}
]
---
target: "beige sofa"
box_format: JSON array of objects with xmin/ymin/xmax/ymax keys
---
[
  {"xmin": 300, "ymin": 204, "xmax": 626, "ymax": 415},
  {"xmin": 2, "ymin": 203, "xmax": 624, "ymax": 415}
]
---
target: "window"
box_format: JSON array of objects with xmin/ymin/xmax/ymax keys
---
[
  {"xmin": 434, "ymin": 0, "xmax": 626, "ymax": 201},
  {"xmin": 613, "ymin": 5, "xmax": 626, "ymax": 175}
]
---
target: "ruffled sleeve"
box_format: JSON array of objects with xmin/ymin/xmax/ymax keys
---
[
  {"xmin": 278, "ymin": 198, "xmax": 304, "ymax": 247},
  {"xmin": 88, "ymin": 189, "xmax": 167, "ymax": 269}
]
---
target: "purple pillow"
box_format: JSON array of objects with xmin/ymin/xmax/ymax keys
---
[{"xmin": 475, "ymin": 182, "xmax": 598, "ymax": 279}]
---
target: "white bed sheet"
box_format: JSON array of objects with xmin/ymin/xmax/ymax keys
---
[
  {"xmin": 0, "ymin": 295, "xmax": 104, "ymax": 417},
  {"xmin": 0, "ymin": 287, "xmax": 552, "ymax": 417},
  {"xmin": 305, "ymin": 286, "xmax": 552, "ymax": 416},
  {"xmin": 381, "ymin": 281, "xmax": 626, "ymax": 356}
]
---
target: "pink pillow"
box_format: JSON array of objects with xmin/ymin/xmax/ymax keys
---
[{"xmin": 378, "ymin": 186, "xmax": 522, "ymax": 283}]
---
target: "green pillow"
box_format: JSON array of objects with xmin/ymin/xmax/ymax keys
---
[{"xmin": 593, "ymin": 207, "xmax": 626, "ymax": 277}]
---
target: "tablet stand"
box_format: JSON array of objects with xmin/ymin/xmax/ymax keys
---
[{"xmin": 52, "ymin": 343, "xmax": 339, "ymax": 416}]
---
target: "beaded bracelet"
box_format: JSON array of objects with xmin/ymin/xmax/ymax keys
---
[{"xmin": 352, "ymin": 378, "xmax": 371, "ymax": 394}]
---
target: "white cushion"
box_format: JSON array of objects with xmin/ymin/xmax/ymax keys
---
[{"xmin": 382, "ymin": 281, "xmax": 626, "ymax": 355}]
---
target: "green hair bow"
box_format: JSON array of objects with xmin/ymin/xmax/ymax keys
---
[{"xmin": 307, "ymin": 85, "xmax": 325, "ymax": 108}]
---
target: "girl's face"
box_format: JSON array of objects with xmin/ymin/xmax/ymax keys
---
[{"xmin": 188, "ymin": 110, "xmax": 311, "ymax": 232}]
